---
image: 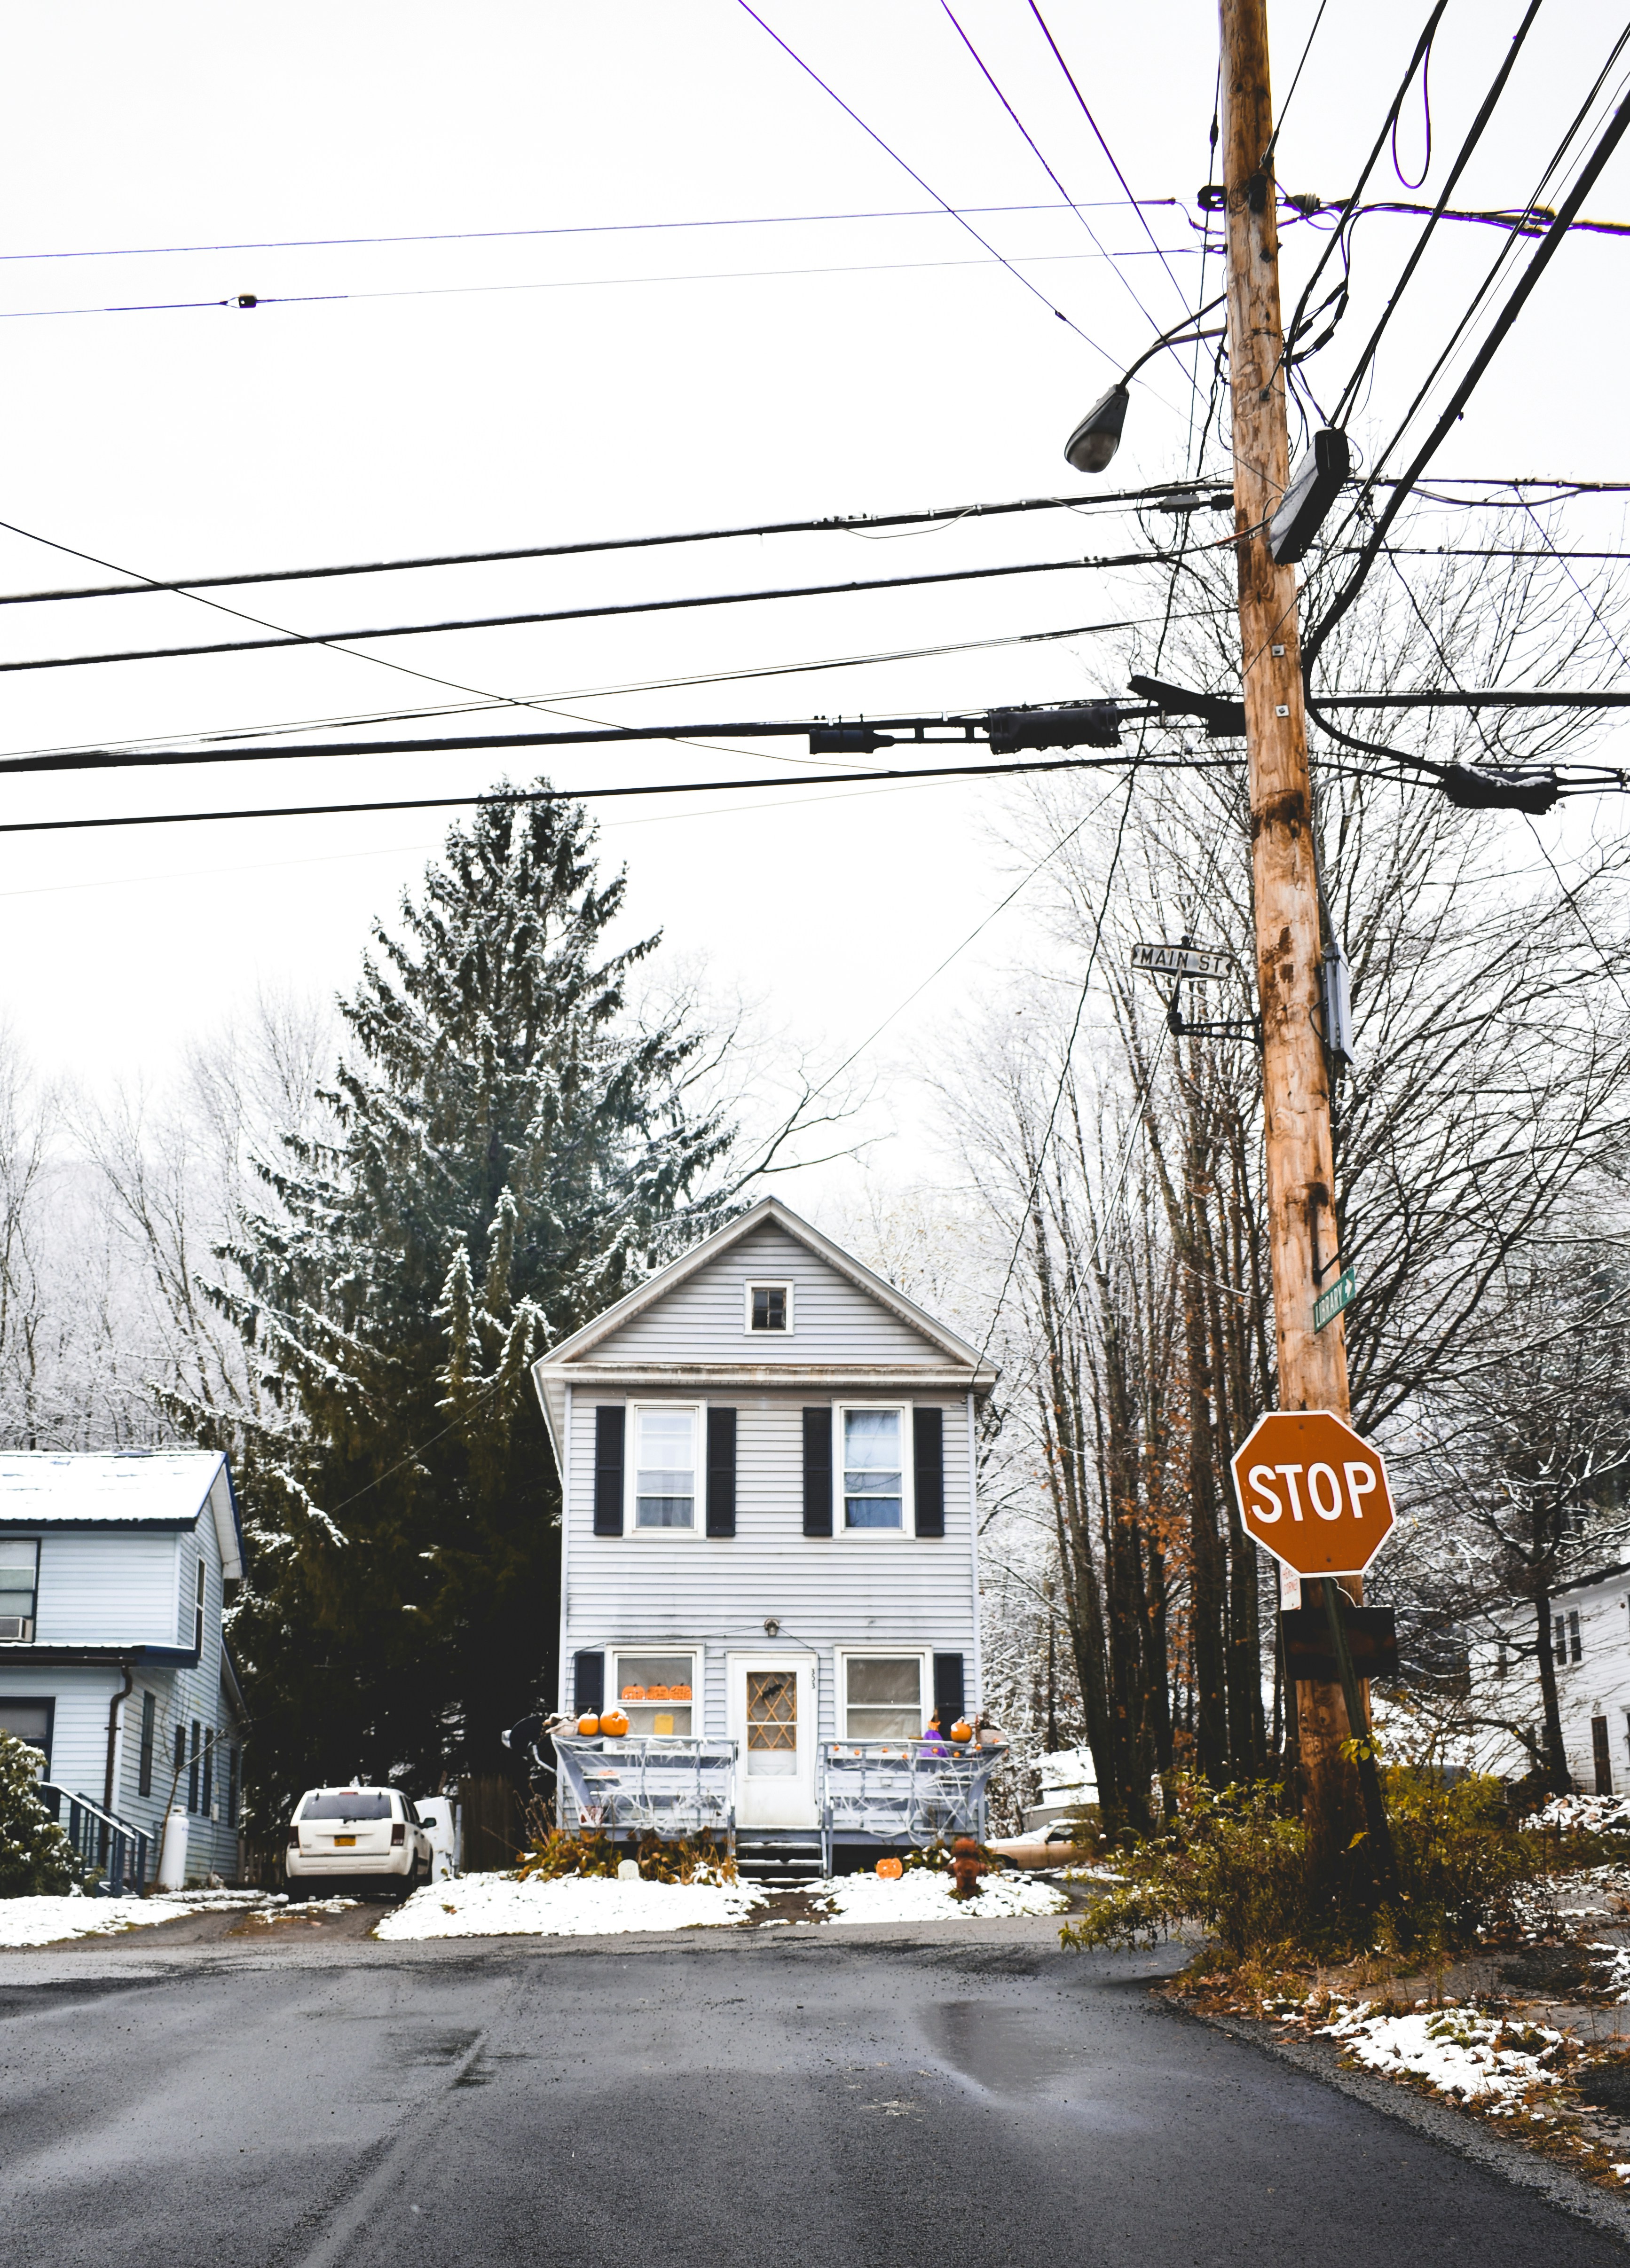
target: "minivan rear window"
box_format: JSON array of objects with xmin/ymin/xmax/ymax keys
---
[{"xmin": 299, "ymin": 1790, "xmax": 393, "ymax": 1821}]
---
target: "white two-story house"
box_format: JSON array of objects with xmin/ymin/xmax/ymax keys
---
[
  {"xmin": 0, "ymin": 1452, "xmax": 247, "ymax": 1885},
  {"xmin": 531, "ymin": 1197, "xmax": 997, "ymax": 1866}
]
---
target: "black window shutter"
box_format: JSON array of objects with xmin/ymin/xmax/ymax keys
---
[
  {"xmin": 573, "ymin": 1651, "xmax": 605, "ymax": 1717},
  {"xmin": 593, "ymin": 1405, "xmax": 625, "ymax": 1536},
  {"xmin": 706, "ymin": 1407, "xmax": 737, "ymax": 1537},
  {"xmin": 802, "ymin": 1407, "xmax": 833, "ymax": 1537},
  {"xmin": 933, "ymin": 1654, "xmax": 966, "ymax": 1728},
  {"xmin": 913, "ymin": 1407, "xmax": 945, "ymax": 1538}
]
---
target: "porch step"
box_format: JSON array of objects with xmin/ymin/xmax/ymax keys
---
[{"xmin": 734, "ymin": 1833, "xmax": 825, "ymax": 1884}]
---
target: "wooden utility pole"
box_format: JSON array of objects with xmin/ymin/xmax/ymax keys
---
[{"xmin": 1218, "ymin": 0, "xmax": 1366, "ymax": 1882}]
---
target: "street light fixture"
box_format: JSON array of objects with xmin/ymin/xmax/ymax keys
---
[{"xmin": 1063, "ymin": 293, "xmax": 1228, "ymax": 475}]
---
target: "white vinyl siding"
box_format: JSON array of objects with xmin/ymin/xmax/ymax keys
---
[
  {"xmin": 559, "ymin": 1389, "xmax": 976, "ymax": 1734},
  {"xmin": 27, "ymin": 1530, "xmax": 182, "ymax": 1648},
  {"xmin": 591, "ymin": 1224, "xmax": 947, "ymax": 1367}
]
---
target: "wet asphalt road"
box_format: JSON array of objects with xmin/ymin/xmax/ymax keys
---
[{"xmin": 2, "ymin": 1915, "xmax": 1624, "ymax": 2268}]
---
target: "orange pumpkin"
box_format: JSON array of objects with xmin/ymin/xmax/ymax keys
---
[
  {"xmin": 875, "ymin": 1856, "xmax": 904, "ymax": 1879},
  {"xmin": 599, "ymin": 1706, "xmax": 630, "ymax": 1738},
  {"xmin": 576, "ymin": 1713, "xmax": 600, "ymax": 1737},
  {"xmin": 950, "ymin": 1719, "xmax": 974, "ymax": 1743}
]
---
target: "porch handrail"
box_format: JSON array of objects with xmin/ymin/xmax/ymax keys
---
[
  {"xmin": 553, "ymin": 1734, "xmax": 737, "ymax": 1844},
  {"xmin": 39, "ymin": 1784, "xmax": 151, "ymax": 1896},
  {"xmin": 818, "ymin": 1740, "xmax": 1000, "ymax": 1872}
]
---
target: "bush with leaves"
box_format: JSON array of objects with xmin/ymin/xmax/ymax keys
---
[
  {"xmin": 0, "ymin": 1733, "xmax": 82, "ymax": 1898},
  {"xmin": 1063, "ymin": 1769, "xmax": 1549, "ymax": 1966},
  {"xmin": 517, "ymin": 1827, "xmax": 735, "ymax": 1885}
]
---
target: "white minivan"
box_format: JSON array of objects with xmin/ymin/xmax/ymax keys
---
[{"xmin": 286, "ymin": 1786, "xmax": 433, "ymax": 1899}]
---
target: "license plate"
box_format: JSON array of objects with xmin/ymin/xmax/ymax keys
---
[{"xmin": 332, "ymin": 1835, "xmax": 357, "ymax": 1846}]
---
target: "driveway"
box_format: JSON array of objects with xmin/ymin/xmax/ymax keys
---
[{"xmin": 1, "ymin": 1916, "xmax": 1623, "ymax": 2267}]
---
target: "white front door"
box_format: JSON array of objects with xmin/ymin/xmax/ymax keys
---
[{"xmin": 728, "ymin": 1655, "xmax": 817, "ymax": 1829}]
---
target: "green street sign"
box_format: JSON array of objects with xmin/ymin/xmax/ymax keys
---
[{"xmin": 1314, "ymin": 1265, "xmax": 1357, "ymax": 1332}]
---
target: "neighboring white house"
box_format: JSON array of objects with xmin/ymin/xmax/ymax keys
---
[
  {"xmin": 1539, "ymin": 1562, "xmax": 1630, "ymax": 1795},
  {"xmin": 0, "ymin": 1452, "xmax": 247, "ymax": 1882},
  {"xmin": 531, "ymin": 1196, "xmax": 997, "ymax": 1860}
]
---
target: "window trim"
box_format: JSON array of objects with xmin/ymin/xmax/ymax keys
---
[
  {"xmin": 0, "ymin": 1535, "xmax": 40, "ymax": 1643},
  {"xmin": 609, "ymin": 1644, "xmax": 703, "ymax": 1738},
  {"xmin": 833, "ymin": 1403, "xmax": 915, "ymax": 1539},
  {"xmin": 834, "ymin": 1648, "xmax": 931, "ymax": 1743},
  {"xmin": 743, "ymin": 1279, "xmax": 795, "ymax": 1335},
  {"xmin": 624, "ymin": 1402, "xmax": 706, "ymax": 1540}
]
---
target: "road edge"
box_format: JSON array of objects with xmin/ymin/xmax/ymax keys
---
[{"xmin": 1168, "ymin": 1995, "xmax": 1630, "ymax": 2250}]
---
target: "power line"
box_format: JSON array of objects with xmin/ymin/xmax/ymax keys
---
[
  {"xmin": 0, "ymin": 197, "xmax": 1182, "ymax": 266},
  {"xmin": 0, "ymin": 241, "xmax": 1201, "ymax": 326},
  {"xmin": 0, "ymin": 548, "xmax": 1191, "ymax": 678},
  {"xmin": 733, "ymin": 0, "xmax": 1116, "ymax": 360},
  {"xmin": 0, "ymin": 750, "xmax": 1238, "ymax": 841},
  {"xmin": 5, "ymin": 686, "xmax": 1627, "ymax": 781},
  {"xmin": 0, "ymin": 480, "xmax": 1228, "ymax": 608},
  {"xmin": 1304, "ymin": 72, "xmax": 1630, "ymax": 675}
]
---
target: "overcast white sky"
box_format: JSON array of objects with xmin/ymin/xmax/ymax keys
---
[{"xmin": 0, "ymin": 0, "xmax": 1626, "ymax": 1193}]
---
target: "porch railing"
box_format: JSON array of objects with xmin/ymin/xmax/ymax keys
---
[
  {"xmin": 818, "ymin": 1742, "xmax": 1000, "ymax": 1873},
  {"xmin": 553, "ymin": 1735, "xmax": 737, "ymax": 1844},
  {"xmin": 39, "ymin": 1785, "xmax": 150, "ymax": 1896}
]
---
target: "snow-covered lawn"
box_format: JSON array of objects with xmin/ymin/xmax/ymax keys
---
[
  {"xmin": 376, "ymin": 1866, "xmax": 1071, "ymax": 1939},
  {"xmin": 1317, "ymin": 2001, "xmax": 1571, "ymax": 2109},
  {"xmin": 0, "ymin": 1891, "xmax": 255, "ymax": 1947},
  {"xmin": 376, "ymin": 1871, "xmax": 764, "ymax": 1939},
  {"xmin": 815, "ymin": 1869, "xmax": 1069, "ymax": 1925}
]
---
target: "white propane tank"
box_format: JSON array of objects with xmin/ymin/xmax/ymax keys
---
[{"xmin": 156, "ymin": 1809, "xmax": 189, "ymax": 1891}]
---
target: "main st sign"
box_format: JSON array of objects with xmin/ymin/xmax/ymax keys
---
[{"xmin": 1229, "ymin": 1410, "xmax": 1396, "ymax": 1579}]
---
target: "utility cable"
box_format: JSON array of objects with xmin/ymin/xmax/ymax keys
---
[
  {"xmin": 1331, "ymin": 0, "xmax": 1544, "ymax": 424},
  {"xmin": 0, "ymin": 750, "xmax": 1244, "ymax": 841},
  {"xmin": 1304, "ymin": 75, "xmax": 1630, "ymax": 677},
  {"xmin": 0, "ymin": 479, "xmax": 1227, "ymax": 607},
  {"xmin": 0, "ymin": 548, "xmax": 1195, "ymax": 677},
  {"xmin": 1024, "ymin": 0, "xmax": 1192, "ymax": 314},
  {"xmin": 733, "ymin": 0, "xmax": 1117, "ymax": 360},
  {"xmin": 938, "ymin": 0, "xmax": 1167, "ymax": 338}
]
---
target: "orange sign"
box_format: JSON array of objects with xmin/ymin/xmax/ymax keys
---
[{"xmin": 1229, "ymin": 1410, "xmax": 1395, "ymax": 1578}]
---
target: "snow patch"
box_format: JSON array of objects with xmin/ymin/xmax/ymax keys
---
[
  {"xmin": 814, "ymin": 1869, "xmax": 1069, "ymax": 1925},
  {"xmin": 1317, "ymin": 2000, "xmax": 1570, "ymax": 2107},
  {"xmin": 1524, "ymin": 1794, "xmax": 1630, "ymax": 1835},
  {"xmin": 375, "ymin": 1871, "xmax": 764, "ymax": 1939},
  {"xmin": 0, "ymin": 1894, "xmax": 221, "ymax": 1946}
]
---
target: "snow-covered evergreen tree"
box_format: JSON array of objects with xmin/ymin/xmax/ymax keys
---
[
  {"xmin": 180, "ymin": 788, "xmax": 733, "ymax": 1829},
  {"xmin": 0, "ymin": 1733, "xmax": 80, "ymax": 1896}
]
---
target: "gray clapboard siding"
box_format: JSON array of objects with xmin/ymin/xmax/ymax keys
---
[
  {"xmin": 561, "ymin": 1388, "xmax": 976, "ymax": 1735},
  {"xmin": 594, "ymin": 1224, "xmax": 946, "ymax": 1367}
]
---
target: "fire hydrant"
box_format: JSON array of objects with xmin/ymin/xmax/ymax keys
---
[{"xmin": 950, "ymin": 1835, "xmax": 986, "ymax": 1899}]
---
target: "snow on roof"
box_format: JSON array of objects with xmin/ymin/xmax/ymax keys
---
[{"xmin": 0, "ymin": 1452, "xmax": 241, "ymax": 1578}]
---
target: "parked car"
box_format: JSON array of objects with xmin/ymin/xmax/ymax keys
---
[{"xmin": 286, "ymin": 1786, "xmax": 432, "ymax": 1900}]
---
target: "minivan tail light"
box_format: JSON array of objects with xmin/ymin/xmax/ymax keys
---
[{"xmin": 391, "ymin": 1821, "xmax": 405, "ymax": 1845}]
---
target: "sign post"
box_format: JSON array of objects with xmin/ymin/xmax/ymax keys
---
[{"xmin": 1231, "ymin": 1412, "xmax": 1401, "ymax": 1900}]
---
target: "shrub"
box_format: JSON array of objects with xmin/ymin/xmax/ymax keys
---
[
  {"xmin": 516, "ymin": 1827, "xmax": 735, "ymax": 1885},
  {"xmin": 0, "ymin": 1732, "xmax": 82, "ymax": 1898},
  {"xmin": 1061, "ymin": 1767, "xmax": 1550, "ymax": 1967},
  {"xmin": 1062, "ymin": 1777, "xmax": 1308, "ymax": 1963}
]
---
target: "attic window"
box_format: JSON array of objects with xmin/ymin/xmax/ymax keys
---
[{"xmin": 747, "ymin": 1282, "xmax": 793, "ymax": 1334}]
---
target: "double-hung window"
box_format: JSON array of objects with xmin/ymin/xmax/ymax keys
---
[
  {"xmin": 612, "ymin": 1649, "xmax": 700, "ymax": 1736},
  {"xmin": 841, "ymin": 1654, "xmax": 926, "ymax": 1742},
  {"xmin": 631, "ymin": 1405, "xmax": 700, "ymax": 1534},
  {"xmin": 0, "ymin": 1538, "xmax": 39, "ymax": 1641},
  {"xmin": 840, "ymin": 1406, "xmax": 909, "ymax": 1533}
]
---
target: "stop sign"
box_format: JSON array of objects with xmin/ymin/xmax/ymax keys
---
[{"xmin": 1230, "ymin": 1410, "xmax": 1396, "ymax": 1578}]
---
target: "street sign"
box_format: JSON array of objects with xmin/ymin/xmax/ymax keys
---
[
  {"xmin": 1131, "ymin": 940, "xmax": 1232, "ymax": 983},
  {"xmin": 1230, "ymin": 1409, "xmax": 1396, "ymax": 1578},
  {"xmin": 1313, "ymin": 1265, "xmax": 1357, "ymax": 1332}
]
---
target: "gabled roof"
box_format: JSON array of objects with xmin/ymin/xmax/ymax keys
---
[
  {"xmin": 536, "ymin": 1194, "xmax": 996, "ymax": 1381},
  {"xmin": 0, "ymin": 1451, "xmax": 243, "ymax": 1580}
]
